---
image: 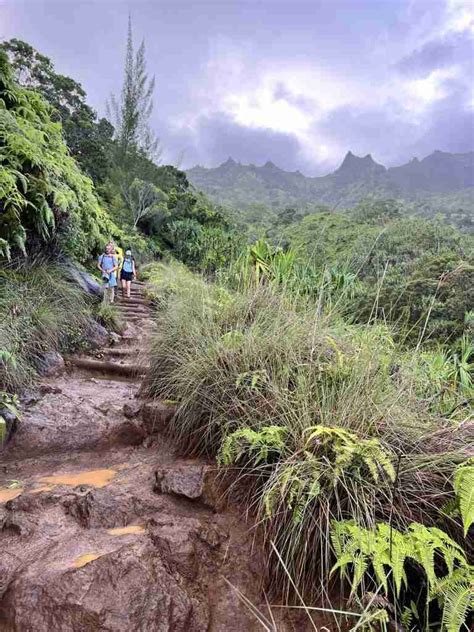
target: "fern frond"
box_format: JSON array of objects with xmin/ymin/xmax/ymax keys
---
[
  {"xmin": 433, "ymin": 566, "xmax": 474, "ymax": 632},
  {"xmin": 454, "ymin": 459, "xmax": 474, "ymax": 536}
]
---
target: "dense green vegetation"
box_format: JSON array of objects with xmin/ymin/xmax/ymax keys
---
[
  {"xmin": 187, "ymin": 151, "xmax": 474, "ymax": 234},
  {"xmin": 145, "ymin": 258, "xmax": 472, "ymax": 630},
  {"xmin": 281, "ymin": 203, "xmax": 473, "ymax": 344},
  {"xmin": 0, "ymin": 37, "xmax": 235, "ymax": 267},
  {"xmin": 0, "ymin": 50, "xmax": 117, "ymax": 260},
  {"xmin": 0, "ymin": 263, "xmax": 93, "ymax": 392}
]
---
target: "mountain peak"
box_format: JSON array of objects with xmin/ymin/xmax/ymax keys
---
[
  {"xmin": 263, "ymin": 160, "xmax": 278, "ymax": 169},
  {"xmin": 222, "ymin": 157, "xmax": 237, "ymax": 167},
  {"xmin": 334, "ymin": 151, "xmax": 385, "ymax": 181},
  {"xmin": 339, "ymin": 151, "xmax": 379, "ymax": 167}
]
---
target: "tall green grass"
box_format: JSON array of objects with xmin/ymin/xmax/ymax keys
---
[
  {"xmin": 0, "ymin": 262, "xmax": 93, "ymax": 391},
  {"xmin": 146, "ymin": 260, "xmax": 472, "ymax": 627}
]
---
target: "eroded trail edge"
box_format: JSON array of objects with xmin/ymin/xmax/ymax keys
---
[{"xmin": 0, "ymin": 283, "xmax": 289, "ymax": 632}]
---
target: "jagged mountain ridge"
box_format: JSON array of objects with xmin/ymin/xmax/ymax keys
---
[{"xmin": 187, "ymin": 150, "xmax": 474, "ymax": 212}]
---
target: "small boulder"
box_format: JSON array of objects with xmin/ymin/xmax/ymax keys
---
[
  {"xmin": 63, "ymin": 259, "xmax": 103, "ymax": 298},
  {"xmin": 35, "ymin": 352, "xmax": 65, "ymax": 377},
  {"xmin": 153, "ymin": 465, "xmax": 225, "ymax": 512},
  {"xmin": 109, "ymin": 419, "xmax": 146, "ymax": 446},
  {"xmin": 84, "ymin": 321, "xmax": 108, "ymax": 348},
  {"xmin": 108, "ymin": 332, "xmax": 122, "ymax": 346},
  {"xmin": 123, "ymin": 401, "xmax": 142, "ymax": 419},
  {"xmin": 142, "ymin": 400, "xmax": 176, "ymax": 435}
]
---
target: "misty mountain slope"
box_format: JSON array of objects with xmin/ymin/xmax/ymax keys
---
[{"xmin": 187, "ymin": 151, "xmax": 474, "ymax": 219}]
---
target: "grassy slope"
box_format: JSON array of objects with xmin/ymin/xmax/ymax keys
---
[{"xmin": 145, "ymin": 260, "xmax": 473, "ymax": 625}]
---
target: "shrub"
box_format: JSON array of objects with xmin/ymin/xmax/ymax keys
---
[
  {"xmin": 0, "ymin": 262, "xmax": 92, "ymax": 391},
  {"xmin": 96, "ymin": 302, "xmax": 125, "ymax": 334},
  {"xmin": 147, "ymin": 262, "xmax": 473, "ymax": 627},
  {"xmin": 0, "ymin": 50, "xmax": 119, "ymax": 261}
]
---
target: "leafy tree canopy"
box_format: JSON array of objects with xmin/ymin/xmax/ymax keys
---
[
  {"xmin": 0, "ymin": 38, "xmax": 114, "ymax": 184},
  {"xmin": 0, "ymin": 50, "xmax": 118, "ymax": 261}
]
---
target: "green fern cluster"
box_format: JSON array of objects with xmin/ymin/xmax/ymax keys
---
[
  {"xmin": 454, "ymin": 458, "xmax": 474, "ymax": 536},
  {"xmin": 254, "ymin": 425, "xmax": 394, "ymax": 526},
  {"xmin": 217, "ymin": 425, "xmax": 287, "ymax": 466},
  {"xmin": 331, "ymin": 520, "xmax": 473, "ymax": 631},
  {"xmin": 304, "ymin": 425, "xmax": 395, "ymax": 483},
  {"xmin": 0, "ymin": 51, "xmax": 118, "ymax": 260},
  {"xmin": 263, "ymin": 457, "xmax": 322, "ymax": 526}
]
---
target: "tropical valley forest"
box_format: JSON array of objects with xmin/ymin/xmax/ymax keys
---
[{"xmin": 0, "ymin": 20, "xmax": 473, "ymax": 632}]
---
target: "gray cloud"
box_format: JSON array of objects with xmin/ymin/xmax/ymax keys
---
[
  {"xmin": 313, "ymin": 103, "xmax": 418, "ymax": 166},
  {"xmin": 313, "ymin": 72, "xmax": 474, "ymax": 168},
  {"xmin": 407, "ymin": 79, "xmax": 474, "ymax": 157},
  {"xmin": 396, "ymin": 31, "xmax": 473, "ymax": 78},
  {"xmin": 272, "ymin": 82, "xmax": 320, "ymax": 115},
  {"xmin": 175, "ymin": 112, "xmax": 306, "ymax": 171}
]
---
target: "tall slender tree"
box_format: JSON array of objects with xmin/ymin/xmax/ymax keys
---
[{"xmin": 107, "ymin": 16, "xmax": 159, "ymax": 164}]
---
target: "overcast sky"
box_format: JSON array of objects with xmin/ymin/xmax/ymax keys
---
[{"xmin": 1, "ymin": 0, "xmax": 473, "ymax": 174}]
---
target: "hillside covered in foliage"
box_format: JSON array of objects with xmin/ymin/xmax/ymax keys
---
[{"xmin": 187, "ymin": 151, "xmax": 474, "ymax": 234}]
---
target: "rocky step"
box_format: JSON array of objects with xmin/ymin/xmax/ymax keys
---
[
  {"xmin": 116, "ymin": 297, "xmax": 150, "ymax": 306},
  {"xmin": 100, "ymin": 347, "xmax": 143, "ymax": 358},
  {"xmin": 70, "ymin": 357, "xmax": 148, "ymax": 377},
  {"xmin": 117, "ymin": 310, "xmax": 150, "ymax": 318},
  {"xmin": 124, "ymin": 316, "xmax": 152, "ymax": 323},
  {"xmin": 0, "ymin": 457, "xmax": 268, "ymax": 632},
  {"xmin": 118, "ymin": 306, "xmax": 150, "ymax": 313}
]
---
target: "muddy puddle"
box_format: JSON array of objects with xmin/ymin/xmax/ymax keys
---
[
  {"xmin": 73, "ymin": 552, "xmax": 104, "ymax": 568},
  {"xmin": 0, "ymin": 487, "xmax": 23, "ymax": 503},
  {"xmin": 107, "ymin": 525, "xmax": 145, "ymax": 536},
  {"xmin": 38, "ymin": 468, "xmax": 117, "ymax": 488}
]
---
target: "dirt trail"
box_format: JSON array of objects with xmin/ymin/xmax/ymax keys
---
[{"xmin": 0, "ymin": 284, "xmax": 300, "ymax": 631}]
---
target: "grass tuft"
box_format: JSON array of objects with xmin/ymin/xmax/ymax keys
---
[{"xmin": 146, "ymin": 261, "xmax": 473, "ymax": 625}]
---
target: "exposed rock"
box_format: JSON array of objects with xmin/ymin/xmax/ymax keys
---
[
  {"xmin": 0, "ymin": 539, "xmax": 209, "ymax": 631},
  {"xmin": 154, "ymin": 465, "xmax": 225, "ymax": 512},
  {"xmin": 108, "ymin": 332, "xmax": 121, "ymax": 345},
  {"xmin": 83, "ymin": 321, "xmax": 108, "ymax": 348},
  {"xmin": 39, "ymin": 384, "xmax": 63, "ymax": 395},
  {"xmin": 35, "ymin": 352, "xmax": 65, "ymax": 377},
  {"xmin": 61, "ymin": 487, "xmax": 163, "ymax": 530},
  {"xmin": 197, "ymin": 522, "xmax": 226, "ymax": 549},
  {"xmin": 123, "ymin": 401, "xmax": 142, "ymax": 419},
  {"xmin": 108, "ymin": 419, "xmax": 146, "ymax": 446},
  {"xmin": 63, "ymin": 259, "xmax": 103, "ymax": 298},
  {"xmin": 4, "ymin": 378, "xmax": 143, "ymax": 458},
  {"xmin": 122, "ymin": 323, "xmax": 138, "ymax": 339},
  {"xmin": 148, "ymin": 514, "xmax": 200, "ymax": 580},
  {"xmin": 142, "ymin": 400, "xmax": 176, "ymax": 434}
]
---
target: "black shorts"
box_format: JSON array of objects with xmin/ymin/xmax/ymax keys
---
[{"xmin": 120, "ymin": 270, "xmax": 133, "ymax": 281}]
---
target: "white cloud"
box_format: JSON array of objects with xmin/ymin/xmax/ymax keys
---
[{"xmin": 444, "ymin": 0, "xmax": 474, "ymax": 34}]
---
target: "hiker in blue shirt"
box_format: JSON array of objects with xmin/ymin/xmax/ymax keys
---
[
  {"xmin": 120, "ymin": 249, "xmax": 137, "ymax": 299},
  {"xmin": 97, "ymin": 242, "xmax": 119, "ymax": 303}
]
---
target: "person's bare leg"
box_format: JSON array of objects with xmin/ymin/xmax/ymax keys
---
[
  {"xmin": 110, "ymin": 287, "xmax": 115, "ymax": 304},
  {"xmin": 121, "ymin": 279, "xmax": 126, "ymax": 298},
  {"xmin": 126, "ymin": 280, "xmax": 131, "ymax": 298}
]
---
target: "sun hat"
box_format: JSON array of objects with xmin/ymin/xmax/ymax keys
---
[{"xmin": 125, "ymin": 249, "xmax": 132, "ymax": 256}]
